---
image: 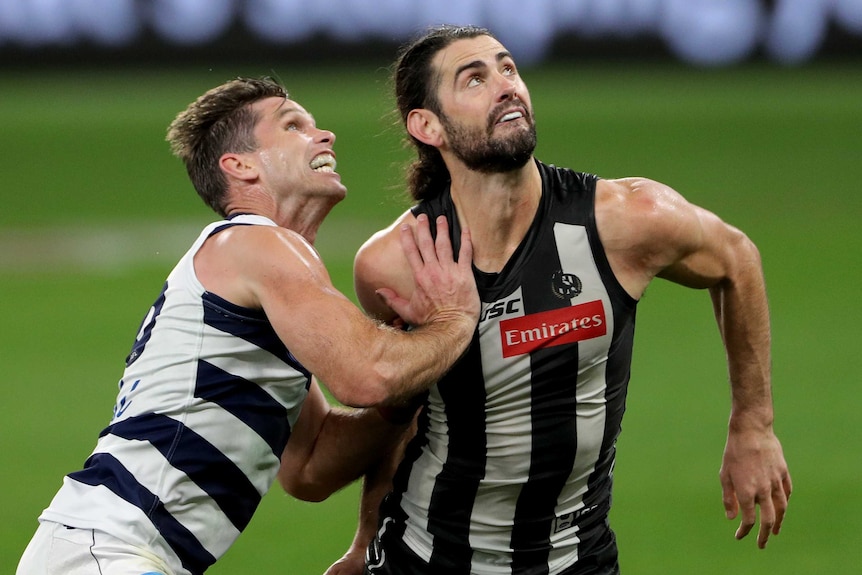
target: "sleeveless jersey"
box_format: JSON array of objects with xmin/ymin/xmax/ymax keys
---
[
  {"xmin": 379, "ymin": 162, "xmax": 637, "ymax": 575},
  {"xmin": 40, "ymin": 214, "xmax": 311, "ymax": 575}
]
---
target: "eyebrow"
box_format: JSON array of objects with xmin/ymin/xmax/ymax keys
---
[
  {"xmin": 453, "ymin": 51, "xmax": 513, "ymax": 80},
  {"xmin": 274, "ymin": 105, "xmax": 314, "ymax": 124}
]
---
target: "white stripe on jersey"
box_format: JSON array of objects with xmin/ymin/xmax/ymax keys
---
[
  {"xmin": 544, "ymin": 223, "xmax": 614, "ymax": 572},
  {"xmin": 472, "ymin": 287, "xmax": 532, "ymax": 565},
  {"xmin": 92, "ymin": 433, "xmax": 243, "ymax": 558},
  {"xmin": 44, "ymin": 480, "xmax": 188, "ymax": 569},
  {"xmin": 201, "ymin": 323, "xmax": 309, "ymax": 420}
]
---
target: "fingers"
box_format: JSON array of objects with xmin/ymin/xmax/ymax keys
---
[
  {"xmin": 723, "ymin": 472, "xmax": 792, "ymax": 548},
  {"xmin": 721, "ymin": 469, "xmax": 756, "ymax": 542},
  {"xmin": 735, "ymin": 498, "xmax": 757, "ymax": 543},
  {"xmin": 401, "ymin": 213, "xmax": 450, "ymax": 268},
  {"xmin": 772, "ymin": 471, "xmax": 792, "ymax": 536},
  {"xmin": 433, "ymin": 215, "xmax": 454, "ymax": 263},
  {"xmin": 375, "ymin": 287, "xmax": 402, "ymax": 309},
  {"xmin": 720, "ymin": 472, "xmax": 738, "ymax": 520},
  {"xmin": 720, "ymin": 432, "xmax": 791, "ymax": 549},
  {"xmin": 754, "ymin": 496, "xmax": 775, "ymax": 549},
  {"xmin": 399, "ymin": 214, "xmax": 427, "ymax": 273}
]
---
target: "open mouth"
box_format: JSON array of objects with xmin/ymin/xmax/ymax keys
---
[
  {"xmin": 497, "ymin": 110, "xmax": 524, "ymax": 124},
  {"xmin": 494, "ymin": 103, "xmax": 529, "ymax": 126},
  {"xmin": 310, "ymin": 153, "xmax": 336, "ymax": 173}
]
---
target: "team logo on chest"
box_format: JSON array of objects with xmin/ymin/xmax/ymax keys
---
[{"xmin": 551, "ymin": 270, "xmax": 582, "ymax": 299}]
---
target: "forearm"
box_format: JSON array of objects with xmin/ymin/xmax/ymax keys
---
[
  {"xmin": 368, "ymin": 316, "xmax": 474, "ymax": 406},
  {"xmin": 280, "ymin": 405, "xmax": 412, "ymax": 502},
  {"xmin": 714, "ymin": 254, "xmax": 792, "ymax": 547},
  {"xmin": 709, "ymin": 238, "xmax": 774, "ymax": 427},
  {"xmin": 347, "ymin": 414, "xmax": 414, "ymax": 554}
]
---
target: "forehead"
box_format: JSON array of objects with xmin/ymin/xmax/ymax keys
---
[
  {"xmin": 432, "ymin": 35, "xmax": 510, "ymax": 78},
  {"xmin": 252, "ymin": 96, "xmax": 311, "ymax": 123}
]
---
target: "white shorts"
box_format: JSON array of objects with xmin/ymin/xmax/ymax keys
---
[{"xmin": 16, "ymin": 521, "xmax": 174, "ymax": 575}]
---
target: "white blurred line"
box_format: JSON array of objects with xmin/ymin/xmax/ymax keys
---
[{"xmin": 0, "ymin": 219, "xmax": 382, "ymax": 273}]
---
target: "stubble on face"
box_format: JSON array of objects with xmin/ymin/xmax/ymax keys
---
[{"xmin": 439, "ymin": 101, "xmax": 537, "ymax": 174}]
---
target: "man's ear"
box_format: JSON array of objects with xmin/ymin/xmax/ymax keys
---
[
  {"xmin": 219, "ymin": 153, "xmax": 258, "ymax": 182},
  {"xmin": 406, "ymin": 109, "xmax": 444, "ymax": 148}
]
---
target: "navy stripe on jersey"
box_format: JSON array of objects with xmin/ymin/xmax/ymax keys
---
[
  {"xmin": 68, "ymin": 452, "xmax": 216, "ymax": 575},
  {"xmin": 125, "ymin": 282, "xmax": 168, "ymax": 367},
  {"xmin": 427, "ymin": 331, "xmax": 486, "ymax": 574},
  {"xmin": 195, "ymin": 359, "xmax": 291, "ymax": 457},
  {"xmin": 97, "ymin": 413, "xmax": 261, "ymax": 531},
  {"xmin": 202, "ymin": 292, "xmax": 311, "ymax": 380},
  {"xmin": 511, "ymin": 235, "xmax": 579, "ymax": 574}
]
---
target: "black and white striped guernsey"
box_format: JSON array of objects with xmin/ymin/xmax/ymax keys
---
[{"xmin": 377, "ymin": 161, "xmax": 637, "ymax": 575}]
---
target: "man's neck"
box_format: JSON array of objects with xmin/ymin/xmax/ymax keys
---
[
  {"xmin": 225, "ymin": 190, "xmax": 338, "ymax": 246},
  {"xmin": 448, "ymin": 159, "xmax": 542, "ymax": 273}
]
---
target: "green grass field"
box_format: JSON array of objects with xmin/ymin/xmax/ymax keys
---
[{"xmin": 1, "ymin": 61, "xmax": 860, "ymax": 574}]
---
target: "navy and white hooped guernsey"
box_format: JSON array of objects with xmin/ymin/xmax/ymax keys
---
[{"xmin": 40, "ymin": 214, "xmax": 311, "ymax": 575}]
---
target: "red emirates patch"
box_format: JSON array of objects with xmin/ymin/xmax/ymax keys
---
[{"xmin": 500, "ymin": 300, "xmax": 606, "ymax": 358}]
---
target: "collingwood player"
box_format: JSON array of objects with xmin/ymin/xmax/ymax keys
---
[{"xmin": 326, "ymin": 25, "xmax": 792, "ymax": 575}]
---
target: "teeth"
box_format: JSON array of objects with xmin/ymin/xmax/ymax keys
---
[
  {"xmin": 310, "ymin": 153, "xmax": 336, "ymax": 172},
  {"xmin": 500, "ymin": 111, "xmax": 523, "ymax": 123}
]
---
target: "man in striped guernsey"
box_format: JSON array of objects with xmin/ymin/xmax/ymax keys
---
[
  {"xmin": 328, "ymin": 26, "xmax": 792, "ymax": 575},
  {"xmin": 17, "ymin": 77, "xmax": 480, "ymax": 575}
]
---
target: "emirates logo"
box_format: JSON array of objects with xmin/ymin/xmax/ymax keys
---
[{"xmin": 499, "ymin": 300, "xmax": 606, "ymax": 358}]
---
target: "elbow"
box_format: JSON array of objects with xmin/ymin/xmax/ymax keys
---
[
  {"xmin": 727, "ymin": 224, "xmax": 761, "ymax": 264},
  {"xmin": 726, "ymin": 230, "xmax": 764, "ymax": 285},
  {"xmin": 327, "ymin": 362, "xmax": 402, "ymax": 408},
  {"xmin": 734, "ymin": 228, "xmax": 762, "ymax": 265},
  {"xmin": 278, "ymin": 468, "xmax": 337, "ymax": 503}
]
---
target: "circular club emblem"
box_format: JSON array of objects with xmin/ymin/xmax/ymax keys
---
[{"xmin": 551, "ymin": 270, "xmax": 582, "ymax": 299}]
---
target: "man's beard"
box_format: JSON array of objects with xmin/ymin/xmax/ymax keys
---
[{"xmin": 440, "ymin": 104, "xmax": 537, "ymax": 174}]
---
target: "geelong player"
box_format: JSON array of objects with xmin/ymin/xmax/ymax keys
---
[{"xmin": 16, "ymin": 76, "xmax": 479, "ymax": 575}]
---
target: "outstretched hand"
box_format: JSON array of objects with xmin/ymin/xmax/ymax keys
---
[
  {"xmin": 720, "ymin": 424, "xmax": 792, "ymax": 548},
  {"xmin": 377, "ymin": 213, "xmax": 479, "ymax": 329}
]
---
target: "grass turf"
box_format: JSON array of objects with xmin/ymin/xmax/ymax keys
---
[{"xmin": 1, "ymin": 61, "xmax": 860, "ymax": 574}]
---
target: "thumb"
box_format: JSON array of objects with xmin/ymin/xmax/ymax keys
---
[
  {"xmin": 376, "ymin": 288, "xmax": 410, "ymax": 322},
  {"xmin": 722, "ymin": 479, "xmax": 739, "ymax": 520}
]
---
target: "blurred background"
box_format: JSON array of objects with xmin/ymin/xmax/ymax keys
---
[{"xmin": 2, "ymin": 1, "xmax": 861, "ymax": 573}]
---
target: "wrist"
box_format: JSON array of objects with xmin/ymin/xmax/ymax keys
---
[{"xmin": 728, "ymin": 406, "xmax": 774, "ymax": 433}]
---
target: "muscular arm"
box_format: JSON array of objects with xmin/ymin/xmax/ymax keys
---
[
  {"xmin": 598, "ymin": 178, "xmax": 792, "ymax": 548},
  {"xmin": 323, "ymin": 413, "xmax": 416, "ymax": 575},
  {"xmin": 277, "ymin": 378, "xmax": 411, "ymax": 503},
  {"xmin": 196, "ymin": 213, "xmax": 477, "ymax": 408}
]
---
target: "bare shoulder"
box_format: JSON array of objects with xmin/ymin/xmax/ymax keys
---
[
  {"xmin": 596, "ymin": 176, "xmax": 754, "ymax": 292},
  {"xmin": 597, "ymin": 177, "xmax": 691, "ymax": 223},
  {"xmin": 196, "ymin": 224, "xmax": 328, "ymax": 308},
  {"xmin": 596, "ymin": 176, "xmax": 704, "ymax": 249},
  {"xmin": 354, "ymin": 209, "xmax": 417, "ymax": 321},
  {"xmin": 595, "ymin": 177, "xmax": 708, "ymax": 297}
]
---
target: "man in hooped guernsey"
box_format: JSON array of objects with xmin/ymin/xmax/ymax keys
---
[
  {"xmin": 324, "ymin": 25, "xmax": 793, "ymax": 575},
  {"xmin": 16, "ymin": 76, "xmax": 480, "ymax": 575}
]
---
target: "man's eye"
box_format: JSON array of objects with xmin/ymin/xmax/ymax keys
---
[
  {"xmin": 286, "ymin": 123, "xmax": 299, "ymax": 131},
  {"xmin": 467, "ymin": 76, "xmax": 482, "ymax": 87}
]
